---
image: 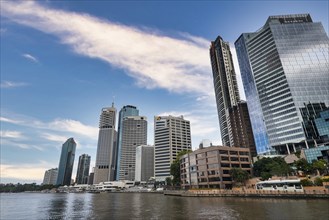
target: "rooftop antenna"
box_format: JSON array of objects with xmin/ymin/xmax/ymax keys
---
[{"xmin": 112, "ymin": 95, "xmax": 115, "ymax": 107}]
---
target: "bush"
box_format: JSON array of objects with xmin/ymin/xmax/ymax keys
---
[
  {"xmin": 300, "ymin": 179, "xmax": 313, "ymax": 186},
  {"xmin": 314, "ymin": 177, "xmax": 323, "ymax": 186},
  {"xmin": 322, "ymin": 177, "xmax": 329, "ymax": 182}
]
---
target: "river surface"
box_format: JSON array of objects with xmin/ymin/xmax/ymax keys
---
[{"xmin": 1, "ymin": 192, "xmax": 328, "ymax": 219}]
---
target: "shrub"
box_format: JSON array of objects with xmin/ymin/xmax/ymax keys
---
[
  {"xmin": 314, "ymin": 177, "xmax": 323, "ymax": 186},
  {"xmin": 300, "ymin": 179, "xmax": 313, "ymax": 186}
]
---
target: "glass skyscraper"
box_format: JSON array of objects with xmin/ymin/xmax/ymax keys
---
[
  {"xmin": 116, "ymin": 105, "xmax": 139, "ymax": 180},
  {"xmin": 75, "ymin": 154, "xmax": 91, "ymax": 184},
  {"xmin": 235, "ymin": 14, "xmax": 329, "ymax": 154},
  {"xmin": 56, "ymin": 138, "xmax": 76, "ymax": 186}
]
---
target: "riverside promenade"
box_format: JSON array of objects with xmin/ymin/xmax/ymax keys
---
[{"xmin": 164, "ymin": 188, "xmax": 329, "ymax": 199}]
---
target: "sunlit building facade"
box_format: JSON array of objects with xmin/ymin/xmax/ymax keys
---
[
  {"xmin": 94, "ymin": 105, "xmax": 117, "ymax": 184},
  {"xmin": 154, "ymin": 115, "xmax": 191, "ymax": 181},
  {"xmin": 235, "ymin": 14, "xmax": 329, "ymax": 154},
  {"xmin": 117, "ymin": 116, "xmax": 147, "ymax": 180},
  {"xmin": 116, "ymin": 105, "xmax": 139, "ymax": 180}
]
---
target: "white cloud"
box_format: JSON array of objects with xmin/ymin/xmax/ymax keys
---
[
  {"xmin": 0, "ymin": 130, "xmax": 24, "ymax": 139},
  {"xmin": 0, "ymin": 81, "xmax": 28, "ymax": 88},
  {"xmin": 1, "ymin": 139, "xmax": 44, "ymax": 151},
  {"xmin": 0, "ymin": 161, "xmax": 56, "ymax": 183},
  {"xmin": 1, "ymin": 114, "xmax": 98, "ymax": 140},
  {"xmin": 22, "ymin": 53, "xmax": 39, "ymax": 63},
  {"xmin": 41, "ymin": 133, "xmax": 70, "ymax": 143},
  {"xmin": 230, "ymin": 44, "xmax": 246, "ymax": 100},
  {"xmin": 1, "ymin": 1, "xmax": 213, "ymax": 96}
]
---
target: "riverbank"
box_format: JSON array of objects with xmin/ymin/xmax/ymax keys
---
[{"xmin": 164, "ymin": 189, "xmax": 329, "ymax": 199}]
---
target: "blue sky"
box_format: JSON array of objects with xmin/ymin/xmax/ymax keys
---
[{"xmin": 1, "ymin": 1, "xmax": 328, "ymax": 183}]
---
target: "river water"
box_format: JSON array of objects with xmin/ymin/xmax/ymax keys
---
[{"xmin": 1, "ymin": 192, "xmax": 328, "ymax": 219}]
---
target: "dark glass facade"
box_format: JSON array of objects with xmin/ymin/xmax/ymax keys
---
[
  {"xmin": 75, "ymin": 154, "xmax": 91, "ymax": 184},
  {"xmin": 56, "ymin": 138, "xmax": 76, "ymax": 186}
]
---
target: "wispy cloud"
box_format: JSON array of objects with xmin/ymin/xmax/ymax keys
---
[
  {"xmin": 0, "ymin": 80, "xmax": 28, "ymax": 88},
  {"xmin": 22, "ymin": 53, "xmax": 39, "ymax": 63},
  {"xmin": 1, "ymin": 1, "xmax": 213, "ymax": 96},
  {"xmin": 0, "ymin": 130, "xmax": 25, "ymax": 139},
  {"xmin": 1, "ymin": 114, "xmax": 98, "ymax": 140},
  {"xmin": 1, "ymin": 139, "xmax": 43, "ymax": 151},
  {"xmin": 41, "ymin": 133, "xmax": 70, "ymax": 143}
]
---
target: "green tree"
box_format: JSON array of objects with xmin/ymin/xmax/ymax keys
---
[
  {"xmin": 294, "ymin": 158, "xmax": 313, "ymax": 175},
  {"xmin": 170, "ymin": 149, "xmax": 192, "ymax": 186},
  {"xmin": 312, "ymin": 159, "xmax": 328, "ymax": 175},
  {"xmin": 300, "ymin": 179, "xmax": 313, "ymax": 186},
  {"xmin": 253, "ymin": 157, "xmax": 292, "ymax": 179},
  {"xmin": 313, "ymin": 177, "xmax": 323, "ymax": 186},
  {"xmin": 230, "ymin": 168, "xmax": 250, "ymax": 186}
]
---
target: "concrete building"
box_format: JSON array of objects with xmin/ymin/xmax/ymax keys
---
[
  {"xmin": 210, "ymin": 36, "xmax": 256, "ymax": 156},
  {"xmin": 180, "ymin": 146, "xmax": 252, "ymax": 189},
  {"xmin": 56, "ymin": 138, "xmax": 76, "ymax": 186},
  {"xmin": 75, "ymin": 154, "xmax": 91, "ymax": 184},
  {"xmin": 154, "ymin": 115, "xmax": 191, "ymax": 181},
  {"xmin": 116, "ymin": 105, "xmax": 139, "ymax": 180},
  {"xmin": 135, "ymin": 145, "xmax": 154, "ymax": 182},
  {"xmin": 235, "ymin": 14, "xmax": 329, "ymax": 155},
  {"xmin": 42, "ymin": 168, "xmax": 58, "ymax": 185},
  {"xmin": 117, "ymin": 116, "xmax": 147, "ymax": 180},
  {"xmin": 94, "ymin": 104, "xmax": 117, "ymax": 184}
]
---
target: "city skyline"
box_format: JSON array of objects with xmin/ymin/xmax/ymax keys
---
[{"xmin": 1, "ymin": 1, "xmax": 328, "ymax": 183}]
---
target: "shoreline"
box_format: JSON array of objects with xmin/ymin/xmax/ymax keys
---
[{"xmin": 163, "ymin": 190, "xmax": 329, "ymax": 199}]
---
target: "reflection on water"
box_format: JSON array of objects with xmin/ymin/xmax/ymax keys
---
[{"xmin": 1, "ymin": 192, "xmax": 329, "ymax": 219}]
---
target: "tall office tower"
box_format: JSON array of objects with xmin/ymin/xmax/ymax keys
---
[
  {"xmin": 75, "ymin": 154, "xmax": 91, "ymax": 184},
  {"xmin": 42, "ymin": 168, "xmax": 58, "ymax": 185},
  {"xmin": 210, "ymin": 36, "xmax": 257, "ymax": 156},
  {"xmin": 135, "ymin": 145, "xmax": 154, "ymax": 182},
  {"xmin": 116, "ymin": 105, "xmax": 139, "ymax": 180},
  {"xmin": 94, "ymin": 104, "xmax": 117, "ymax": 184},
  {"xmin": 56, "ymin": 138, "xmax": 76, "ymax": 186},
  {"xmin": 235, "ymin": 14, "xmax": 329, "ymax": 154},
  {"xmin": 154, "ymin": 115, "xmax": 191, "ymax": 181},
  {"xmin": 210, "ymin": 36, "xmax": 240, "ymax": 146},
  {"xmin": 117, "ymin": 116, "xmax": 147, "ymax": 180}
]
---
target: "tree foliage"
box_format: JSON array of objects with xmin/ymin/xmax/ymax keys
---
[
  {"xmin": 294, "ymin": 158, "xmax": 313, "ymax": 175},
  {"xmin": 0, "ymin": 183, "xmax": 56, "ymax": 193},
  {"xmin": 170, "ymin": 149, "xmax": 192, "ymax": 186},
  {"xmin": 253, "ymin": 157, "xmax": 291, "ymax": 180},
  {"xmin": 312, "ymin": 159, "xmax": 328, "ymax": 175},
  {"xmin": 230, "ymin": 168, "xmax": 250, "ymax": 186}
]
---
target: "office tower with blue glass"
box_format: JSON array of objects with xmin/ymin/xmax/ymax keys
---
[
  {"xmin": 235, "ymin": 14, "xmax": 329, "ymax": 154},
  {"xmin": 94, "ymin": 104, "xmax": 117, "ymax": 184},
  {"xmin": 116, "ymin": 105, "xmax": 139, "ymax": 180},
  {"xmin": 75, "ymin": 154, "xmax": 91, "ymax": 184},
  {"xmin": 56, "ymin": 138, "xmax": 76, "ymax": 186},
  {"xmin": 117, "ymin": 116, "xmax": 147, "ymax": 180},
  {"xmin": 210, "ymin": 36, "xmax": 257, "ymax": 157}
]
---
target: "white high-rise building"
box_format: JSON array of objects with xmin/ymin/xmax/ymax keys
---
[
  {"xmin": 42, "ymin": 168, "xmax": 58, "ymax": 185},
  {"xmin": 154, "ymin": 115, "xmax": 191, "ymax": 181},
  {"xmin": 135, "ymin": 145, "xmax": 154, "ymax": 182},
  {"xmin": 117, "ymin": 116, "xmax": 147, "ymax": 180},
  {"xmin": 94, "ymin": 104, "xmax": 117, "ymax": 184}
]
